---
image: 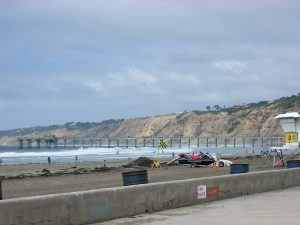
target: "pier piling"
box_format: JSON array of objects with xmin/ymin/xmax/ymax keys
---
[{"xmin": 18, "ymin": 138, "xmax": 24, "ymax": 149}]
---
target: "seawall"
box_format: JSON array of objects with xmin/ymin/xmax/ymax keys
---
[{"xmin": 1, "ymin": 168, "xmax": 300, "ymax": 225}]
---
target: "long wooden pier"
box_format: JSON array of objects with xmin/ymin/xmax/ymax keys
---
[{"xmin": 17, "ymin": 136, "xmax": 284, "ymax": 149}]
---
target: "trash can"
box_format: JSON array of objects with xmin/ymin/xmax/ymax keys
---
[
  {"xmin": 287, "ymin": 160, "xmax": 300, "ymax": 168},
  {"xmin": 0, "ymin": 181, "xmax": 2, "ymax": 200},
  {"xmin": 122, "ymin": 170, "xmax": 148, "ymax": 186},
  {"xmin": 230, "ymin": 164, "xmax": 249, "ymax": 174}
]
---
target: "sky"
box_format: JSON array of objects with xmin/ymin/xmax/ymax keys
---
[{"xmin": 0, "ymin": 0, "xmax": 300, "ymax": 130}]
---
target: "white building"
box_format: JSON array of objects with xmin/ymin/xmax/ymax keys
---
[{"xmin": 273, "ymin": 112, "xmax": 300, "ymax": 150}]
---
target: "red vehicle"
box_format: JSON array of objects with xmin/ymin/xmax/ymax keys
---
[{"xmin": 177, "ymin": 152, "xmax": 215, "ymax": 166}]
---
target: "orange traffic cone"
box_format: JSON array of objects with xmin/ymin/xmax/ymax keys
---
[
  {"xmin": 274, "ymin": 160, "xmax": 281, "ymax": 167},
  {"xmin": 212, "ymin": 162, "xmax": 217, "ymax": 169},
  {"xmin": 149, "ymin": 164, "xmax": 155, "ymax": 171}
]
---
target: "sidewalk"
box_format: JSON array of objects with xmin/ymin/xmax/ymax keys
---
[{"xmin": 93, "ymin": 186, "xmax": 300, "ymax": 225}]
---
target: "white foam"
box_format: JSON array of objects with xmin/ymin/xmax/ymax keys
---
[
  {"xmin": 0, "ymin": 147, "xmax": 193, "ymax": 158},
  {"xmin": 0, "ymin": 146, "xmax": 256, "ymax": 165}
]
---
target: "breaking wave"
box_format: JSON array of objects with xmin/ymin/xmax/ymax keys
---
[{"xmin": 0, "ymin": 146, "xmax": 256, "ymax": 165}]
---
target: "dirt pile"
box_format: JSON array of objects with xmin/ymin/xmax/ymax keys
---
[{"xmin": 123, "ymin": 157, "xmax": 153, "ymax": 168}]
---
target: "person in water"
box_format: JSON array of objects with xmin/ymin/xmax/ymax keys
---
[{"xmin": 47, "ymin": 156, "xmax": 51, "ymax": 165}]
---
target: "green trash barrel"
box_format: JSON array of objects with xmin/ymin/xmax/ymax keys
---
[
  {"xmin": 230, "ymin": 164, "xmax": 249, "ymax": 174},
  {"xmin": 0, "ymin": 181, "xmax": 2, "ymax": 200},
  {"xmin": 122, "ymin": 170, "xmax": 148, "ymax": 186},
  {"xmin": 287, "ymin": 160, "xmax": 300, "ymax": 168}
]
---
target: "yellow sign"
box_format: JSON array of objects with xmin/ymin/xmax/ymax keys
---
[
  {"xmin": 159, "ymin": 139, "xmax": 168, "ymax": 148},
  {"xmin": 152, "ymin": 160, "xmax": 160, "ymax": 168},
  {"xmin": 285, "ymin": 132, "xmax": 298, "ymax": 143}
]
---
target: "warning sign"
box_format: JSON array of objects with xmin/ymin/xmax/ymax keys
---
[
  {"xmin": 197, "ymin": 185, "xmax": 207, "ymax": 199},
  {"xmin": 159, "ymin": 139, "xmax": 168, "ymax": 148},
  {"xmin": 285, "ymin": 132, "xmax": 298, "ymax": 143},
  {"xmin": 207, "ymin": 186, "xmax": 220, "ymax": 197}
]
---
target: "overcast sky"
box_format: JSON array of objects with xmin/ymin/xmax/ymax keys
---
[{"xmin": 0, "ymin": 0, "xmax": 300, "ymax": 130}]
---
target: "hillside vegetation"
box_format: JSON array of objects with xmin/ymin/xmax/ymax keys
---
[{"xmin": 1, "ymin": 94, "xmax": 300, "ymax": 145}]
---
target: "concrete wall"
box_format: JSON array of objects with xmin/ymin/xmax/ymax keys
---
[{"xmin": 1, "ymin": 168, "xmax": 300, "ymax": 225}]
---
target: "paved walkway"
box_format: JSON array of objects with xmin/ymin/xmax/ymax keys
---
[{"xmin": 94, "ymin": 186, "xmax": 300, "ymax": 225}]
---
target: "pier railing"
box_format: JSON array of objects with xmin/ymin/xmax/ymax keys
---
[{"xmin": 16, "ymin": 136, "xmax": 285, "ymax": 149}]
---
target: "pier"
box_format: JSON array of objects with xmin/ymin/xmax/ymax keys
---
[{"xmin": 17, "ymin": 136, "xmax": 284, "ymax": 149}]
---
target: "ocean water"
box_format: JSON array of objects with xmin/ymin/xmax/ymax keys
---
[{"xmin": 0, "ymin": 145, "xmax": 264, "ymax": 165}]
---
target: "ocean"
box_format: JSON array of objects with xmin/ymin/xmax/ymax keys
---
[{"xmin": 0, "ymin": 145, "xmax": 264, "ymax": 165}]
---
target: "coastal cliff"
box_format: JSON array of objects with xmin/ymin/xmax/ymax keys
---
[{"xmin": 1, "ymin": 94, "xmax": 299, "ymax": 145}]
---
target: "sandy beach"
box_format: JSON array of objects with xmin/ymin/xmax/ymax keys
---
[{"xmin": 0, "ymin": 156, "xmax": 280, "ymax": 200}]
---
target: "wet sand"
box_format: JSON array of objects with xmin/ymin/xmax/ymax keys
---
[{"xmin": 0, "ymin": 156, "xmax": 281, "ymax": 200}]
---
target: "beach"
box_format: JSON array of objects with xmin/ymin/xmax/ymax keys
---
[{"xmin": 0, "ymin": 155, "xmax": 281, "ymax": 200}]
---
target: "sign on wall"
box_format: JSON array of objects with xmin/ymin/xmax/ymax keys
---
[
  {"xmin": 207, "ymin": 186, "xmax": 220, "ymax": 197},
  {"xmin": 285, "ymin": 132, "xmax": 298, "ymax": 143},
  {"xmin": 197, "ymin": 185, "xmax": 207, "ymax": 199}
]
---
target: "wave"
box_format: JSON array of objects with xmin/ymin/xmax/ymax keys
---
[
  {"xmin": 0, "ymin": 147, "xmax": 195, "ymax": 158},
  {"xmin": 0, "ymin": 146, "xmax": 257, "ymax": 165}
]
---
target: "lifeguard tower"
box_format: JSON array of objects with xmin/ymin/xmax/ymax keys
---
[{"xmin": 270, "ymin": 112, "xmax": 300, "ymax": 166}]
